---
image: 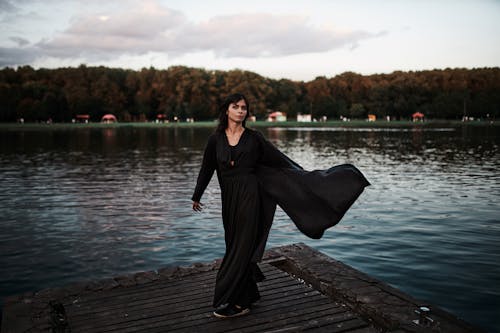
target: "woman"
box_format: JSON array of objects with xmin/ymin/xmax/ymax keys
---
[{"xmin": 192, "ymin": 93, "xmax": 370, "ymax": 318}]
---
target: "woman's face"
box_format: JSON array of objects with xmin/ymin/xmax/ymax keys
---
[{"xmin": 226, "ymin": 99, "xmax": 248, "ymax": 124}]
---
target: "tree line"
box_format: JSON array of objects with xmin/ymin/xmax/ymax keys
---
[{"xmin": 0, "ymin": 65, "xmax": 498, "ymax": 122}]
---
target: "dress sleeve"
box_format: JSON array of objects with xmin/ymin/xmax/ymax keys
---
[
  {"xmin": 191, "ymin": 134, "xmax": 217, "ymax": 202},
  {"xmin": 254, "ymin": 130, "xmax": 303, "ymax": 170}
]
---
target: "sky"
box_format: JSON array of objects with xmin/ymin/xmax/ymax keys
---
[{"xmin": 1, "ymin": 0, "xmax": 499, "ymax": 81}]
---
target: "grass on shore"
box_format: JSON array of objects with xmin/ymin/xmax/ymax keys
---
[{"xmin": 0, "ymin": 119, "xmax": 497, "ymax": 130}]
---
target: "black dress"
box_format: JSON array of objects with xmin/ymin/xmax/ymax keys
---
[{"xmin": 192, "ymin": 129, "xmax": 370, "ymax": 308}]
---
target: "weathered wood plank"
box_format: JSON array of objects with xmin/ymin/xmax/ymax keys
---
[
  {"xmin": 258, "ymin": 311, "xmax": 366, "ymax": 333},
  {"xmin": 68, "ymin": 274, "xmax": 322, "ymax": 332},
  {"xmin": 62, "ymin": 270, "xmax": 216, "ymax": 306},
  {"xmin": 69, "ymin": 269, "xmax": 288, "ymax": 309},
  {"xmin": 166, "ymin": 302, "xmax": 350, "ymax": 332},
  {"xmin": 301, "ymin": 318, "xmax": 370, "ymax": 333},
  {"xmin": 85, "ymin": 292, "xmax": 331, "ymax": 333},
  {"xmin": 322, "ymin": 326, "xmax": 380, "ymax": 333},
  {"xmin": 139, "ymin": 300, "xmax": 333, "ymax": 333},
  {"xmin": 164, "ymin": 296, "xmax": 335, "ymax": 331},
  {"xmin": 67, "ymin": 285, "xmax": 317, "ymax": 332},
  {"xmin": 2, "ymin": 243, "xmax": 483, "ymax": 333},
  {"xmin": 66, "ymin": 264, "xmax": 332, "ymax": 332},
  {"xmin": 66, "ymin": 272, "xmax": 292, "ymax": 317},
  {"xmin": 66, "ymin": 271, "xmax": 300, "ymax": 322},
  {"xmin": 64, "ymin": 263, "xmax": 286, "ymax": 309}
]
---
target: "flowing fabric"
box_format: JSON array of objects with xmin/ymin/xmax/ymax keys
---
[{"xmin": 191, "ymin": 129, "xmax": 370, "ymax": 308}]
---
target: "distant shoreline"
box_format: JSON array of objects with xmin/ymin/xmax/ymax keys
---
[{"xmin": 0, "ymin": 120, "xmax": 497, "ymax": 130}]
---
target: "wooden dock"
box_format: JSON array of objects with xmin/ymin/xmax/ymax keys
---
[{"xmin": 1, "ymin": 243, "xmax": 482, "ymax": 333}]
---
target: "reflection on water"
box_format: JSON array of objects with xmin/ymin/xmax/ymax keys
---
[{"xmin": 0, "ymin": 125, "xmax": 499, "ymax": 332}]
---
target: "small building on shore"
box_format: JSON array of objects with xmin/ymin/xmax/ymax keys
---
[
  {"xmin": 267, "ymin": 111, "xmax": 287, "ymax": 122},
  {"xmin": 156, "ymin": 114, "xmax": 168, "ymax": 123},
  {"xmin": 75, "ymin": 114, "xmax": 90, "ymax": 123},
  {"xmin": 297, "ymin": 114, "xmax": 312, "ymax": 122},
  {"xmin": 412, "ymin": 112, "xmax": 424, "ymax": 122},
  {"xmin": 101, "ymin": 114, "xmax": 117, "ymax": 123}
]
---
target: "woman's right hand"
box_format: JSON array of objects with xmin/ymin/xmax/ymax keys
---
[{"xmin": 192, "ymin": 201, "xmax": 204, "ymax": 212}]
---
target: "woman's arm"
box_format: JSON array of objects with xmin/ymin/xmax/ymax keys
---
[{"xmin": 191, "ymin": 134, "xmax": 217, "ymax": 207}]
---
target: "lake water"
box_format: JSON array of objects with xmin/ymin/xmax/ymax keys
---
[{"xmin": 0, "ymin": 124, "xmax": 499, "ymax": 332}]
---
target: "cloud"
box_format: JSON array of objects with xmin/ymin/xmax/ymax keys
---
[
  {"xmin": 9, "ymin": 36, "xmax": 30, "ymax": 46},
  {"xmin": 0, "ymin": 0, "xmax": 19, "ymax": 13},
  {"xmin": 0, "ymin": 46, "xmax": 38, "ymax": 67},
  {"xmin": 37, "ymin": 1, "xmax": 186, "ymax": 58},
  {"xmin": 1, "ymin": 0, "xmax": 383, "ymax": 68},
  {"xmin": 35, "ymin": 1, "xmax": 380, "ymax": 61},
  {"xmin": 179, "ymin": 13, "xmax": 377, "ymax": 58}
]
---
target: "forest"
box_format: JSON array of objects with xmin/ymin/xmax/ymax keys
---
[{"xmin": 0, "ymin": 65, "xmax": 499, "ymax": 122}]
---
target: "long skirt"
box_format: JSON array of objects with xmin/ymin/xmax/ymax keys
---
[{"xmin": 213, "ymin": 173, "xmax": 264, "ymax": 308}]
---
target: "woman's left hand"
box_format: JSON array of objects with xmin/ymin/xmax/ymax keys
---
[{"xmin": 192, "ymin": 201, "xmax": 204, "ymax": 212}]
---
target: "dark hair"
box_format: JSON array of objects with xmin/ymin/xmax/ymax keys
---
[{"xmin": 216, "ymin": 93, "xmax": 250, "ymax": 132}]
